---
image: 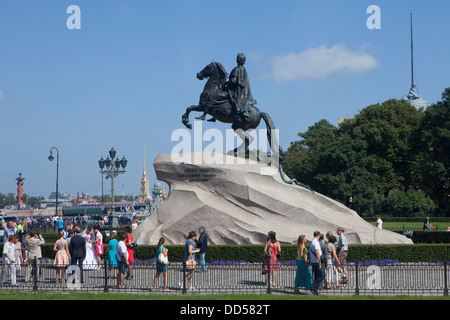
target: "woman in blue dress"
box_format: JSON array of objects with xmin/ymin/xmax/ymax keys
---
[
  {"xmin": 106, "ymin": 232, "xmax": 118, "ymax": 279},
  {"xmin": 294, "ymin": 235, "xmax": 312, "ymax": 292},
  {"xmin": 153, "ymin": 237, "xmax": 169, "ymax": 291}
]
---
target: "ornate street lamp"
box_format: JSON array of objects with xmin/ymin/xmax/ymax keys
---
[
  {"xmin": 98, "ymin": 157, "xmax": 105, "ymax": 203},
  {"xmin": 99, "ymin": 147, "xmax": 127, "ymax": 229},
  {"xmin": 48, "ymin": 147, "xmax": 59, "ymax": 216}
]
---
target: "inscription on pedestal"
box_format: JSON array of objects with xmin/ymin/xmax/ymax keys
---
[{"xmin": 178, "ymin": 168, "xmax": 217, "ymax": 182}]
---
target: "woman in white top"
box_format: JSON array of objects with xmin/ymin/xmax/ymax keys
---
[{"xmin": 325, "ymin": 235, "xmax": 341, "ymax": 289}]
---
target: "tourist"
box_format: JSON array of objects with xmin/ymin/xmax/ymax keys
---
[
  {"xmin": 423, "ymin": 216, "xmax": 434, "ymax": 231},
  {"xmin": 153, "ymin": 237, "xmax": 169, "ymax": 291},
  {"xmin": 3, "ymin": 220, "xmax": 14, "ymax": 244},
  {"xmin": 53, "ymin": 231, "xmax": 70, "ymax": 284},
  {"xmin": 25, "ymin": 230, "xmax": 45, "ymax": 282},
  {"xmin": 13, "ymin": 234, "xmax": 23, "ymax": 279},
  {"xmin": 81, "ymin": 225, "xmax": 98, "ymax": 270},
  {"xmin": 116, "ymin": 233, "xmax": 129, "ymax": 289},
  {"xmin": 196, "ymin": 226, "xmax": 208, "ymax": 272},
  {"xmin": 66, "ymin": 229, "xmax": 74, "ymax": 247},
  {"xmin": 264, "ymin": 231, "xmax": 281, "ymax": 287},
  {"xmin": 309, "ymin": 230, "xmax": 324, "ymax": 295},
  {"xmin": 182, "ymin": 231, "xmax": 200, "ymax": 290},
  {"xmin": 17, "ymin": 219, "xmax": 29, "ymax": 264},
  {"xmin": 94, "ymin": 225, "xmax": 104, "ymax": 266},
  {"xmin": 68, "ymin": 226, "xmax": 86, "ymax": 283},
  {"xmin": 336, "ymin": 227, "xmax": 348, "ymax": 284},
  {"xmin": 294, "ymin": 235, "xmax": 312, "ymax": 292},
  {"xmin": 0, "ymin": 235, "xmax": 16, "ymax": 286},
  {"xmin": 318, "ymin": 233, "xmax": 328, "ymax": 290},
  {"xmin": 63, "ymin": 222, "xmax": 73, "ymax": 239},
  {"xmin": 106, "ymin": 232, "xmax": 118, "ymax": 279},
  {"xmin": 124, "ymin": 226, "xmax": 135, "ymax": 279},
  {"xmin": 56, "ymin": 216, "xmax": 64, "ymax": 232},
  {"xmin": 325, "ymin": 235, "xmax": 341, "ymax": 289},
  {"xmin": 375, "ymin": 216, "xmax": 383, "ymax": 229}
]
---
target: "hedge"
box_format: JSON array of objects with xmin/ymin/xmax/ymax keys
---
[
  {"xmin": 6, "ymin": 243, "xmax": 448, "ymax": 263},
  {"xmin": 396, "ymin": 231, "xmax": 450, "ymax": 244},
  {"xmin": 364, "ymin": 217, "xmax": 450, "ymax": 223}
]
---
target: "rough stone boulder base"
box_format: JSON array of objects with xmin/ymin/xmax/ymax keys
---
[{"xmin": 133, "ymin": 153, "xmax": 412, "ymax": 245}]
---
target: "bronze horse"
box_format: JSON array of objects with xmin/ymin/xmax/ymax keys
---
[{"xmin": 181, "ymin": 61, "xmax": 284, "ymax": 161}]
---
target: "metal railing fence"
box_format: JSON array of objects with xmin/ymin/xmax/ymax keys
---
[{"xmin": 0, "ymin": 259, "xmax": 448, "ymax": 296}]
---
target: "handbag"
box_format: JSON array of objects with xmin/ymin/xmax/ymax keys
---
[
  {"xmin": 158, "ymin": 251, "xmax": 168, "ymax": 265},
  {"xmin": 186, "ymin": 253, "xmax": 196, "ymax": 270}
]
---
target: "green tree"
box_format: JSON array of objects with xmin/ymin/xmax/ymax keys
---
[
  {"xmin": 313, "ymin": 135, "xmax": 378, "ymax": 214},
  {"xmin": 341, "ymin": 99, "xmax": 424, "ymax": 196},
  {"xmin": 282, "ymin": 119, "xmax": 337, "ymax": 190},
  {"xmin": 411, "ymin": 88, "xmax": 450, "ymax": 215},
  {"xmin": 382, "ymin": 190, "xmax": 436, "ymax": 217}
]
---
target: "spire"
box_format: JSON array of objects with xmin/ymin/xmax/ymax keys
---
[
  {"xmin": 410, "ymin": 12, "xmax": 414, "ymax": 87},
  {"xmin": 143, "ymin": 142, "xmax": 147, "ymax": 175},
  {"xmin": 138, "ymin": 143, "xmax": 150, "ymax": 203},
  {"xmin": 403, "ymin": 13, "xmax": 429, "ymax": 109}
]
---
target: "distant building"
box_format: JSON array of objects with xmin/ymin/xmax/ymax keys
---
[
  {"xmin": 403, "ymin": 84, "xmax": 429, "ymax": 109},
  {"xmin": 138, "ymin": 144, "xmax": 150, "ymax": 203},
  {"xmin": 338, "ymin": 118, "xmax": 353, "ymax": 127},
  {"xmin": 42, "ymin": 191, "xmax": 73, "ymax": 207},
  {"xmin": 402, "ymin": 13, "xmax": 429, "ymax": 109}
]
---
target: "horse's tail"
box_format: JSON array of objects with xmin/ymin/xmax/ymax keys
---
[
  {"xmin": 260, "ymin": 112, "xmax": 312, "ymax": 191},
  {"xmin": 260, "ymin": 112, "xmax": 285, "ymax": 162}
]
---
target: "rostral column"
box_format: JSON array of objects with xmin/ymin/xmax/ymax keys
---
[{"xmin": 16, "ymin": 173, "xmax": 25, "ymax": 204}]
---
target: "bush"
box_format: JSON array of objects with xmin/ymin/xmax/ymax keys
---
[{"xmin": 14, "ymin": 243, "xmax": 448, "ymax": 263}]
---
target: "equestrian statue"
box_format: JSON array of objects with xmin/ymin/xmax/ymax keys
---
[{"xmin": 181, "ymin": 53, "xmax": 311, "ymax": 190}]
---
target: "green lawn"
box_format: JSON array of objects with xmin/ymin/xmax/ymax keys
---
[
  {"xmin": 0, "ymin": 292, "xmax": 448, "ymax": 300},
  {"xmin": 382, "ymin": 221, "xmax": 449, "ymax": 232}
]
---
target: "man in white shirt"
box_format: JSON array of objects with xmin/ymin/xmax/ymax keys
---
[
  {"xmin": 116, "ymin": 234, "xmax": 129, "ymax": 289},
  {"xmin": 375, "ymin": 216, "xmax": 383, "ymax": 229},
  {"xmin": 309, "ymin": 231, "xmax": 324, "ymax": 295},
  {"xmin": 337, "ymin": 227, "xmax": 348, "ymax": 283},
  {"xmin": 0, "ymin": 235, "xmax": 16, "ymax": 286}
]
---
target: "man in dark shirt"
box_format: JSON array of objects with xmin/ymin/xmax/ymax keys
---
[
  {"xmin": 69, "ymin": 226, "xmax": 86, "ymax": 283},
  {"xmin": 196, "ymin": 226, "xmax": 208, "ymax": 272}
]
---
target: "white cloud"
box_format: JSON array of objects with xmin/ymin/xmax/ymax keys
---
[
  {"xmin": 0, "ymin": 90, "xmax": 6, "ymax": 100},
  {"xmin": 262, "ymin": 44, "xmax": 380, "ymax": 83}
]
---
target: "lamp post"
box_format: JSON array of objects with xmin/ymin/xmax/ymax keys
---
[
  {"xmin": 98, "ymin": 147, "xmax": 127, "ymax": 229},
  {"xmin": 48, "ymin": 147, "xmax": 59, "ymax": 216}
]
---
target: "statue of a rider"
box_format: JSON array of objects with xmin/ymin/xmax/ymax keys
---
[{"xmin": 227, "ymin": 53, "xmax": 257, "ymax": 122}]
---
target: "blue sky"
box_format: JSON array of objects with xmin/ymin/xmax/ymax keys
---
[{"xmin": 1, "ymin": 0, "xmax": 449, "ymax": 198}]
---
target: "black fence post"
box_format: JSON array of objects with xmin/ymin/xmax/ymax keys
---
[
  {"xmin": 444, "ymin": 260, "xmax": 448, "ymax": 296},
  {"xmin": 355, "ymin": 262, "xmax": 360, "ymax": 295},
  {"xmin": 182, "ymin": 261, "xmax": 187, "ymax": 294},
  {"xmin": 267, "ymin": 262, "xmax": 271, "ymax": 294},
  {"xmin": 104, "ymin": 258, "xmax": 109, "ymax": 293},
  {"xmin": 32, "ymin": 258, "xmax": 38, "ymax": 292}
]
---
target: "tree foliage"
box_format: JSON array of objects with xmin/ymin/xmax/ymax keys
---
[{"xmin": 282, "ymin": 89, "xmax": 449, "ymax": 216}]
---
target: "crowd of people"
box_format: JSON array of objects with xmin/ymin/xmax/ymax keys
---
[
  {"xmin": 1, "ymin": 217, "xmax": 350, "ymax": 294},
  {"xmin": 291, "ymin": 227, "xmax": 349, "ymax": 295},
  {"xmin": 0, "ymin": 217, "xmax": 135, "ymax": 288}
]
